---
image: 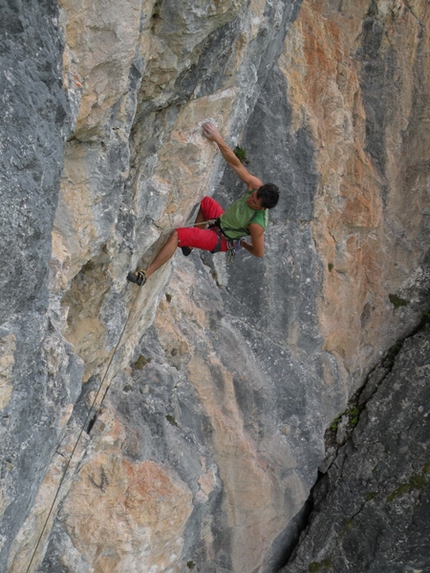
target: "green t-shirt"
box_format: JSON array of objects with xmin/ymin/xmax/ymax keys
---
[{"xmin": 219, "ymin": 190, "xmax": 268, "ymax": 239}]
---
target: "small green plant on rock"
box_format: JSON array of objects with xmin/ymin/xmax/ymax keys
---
[
  {"xmin": 325, "ymin": 389, "xmax": 365, "ymax": 451},
  {"xmin": 389, "ymin": 293, "xmax": 409, "ymax": 309},
  {"xmin": 234, "ymin": 146, "xmax": 248, "ymax": 164},
  {"xmin": 330, "ymin": 415, "xmax": 341, "ymax": 432},
  {"xmin": 133, "ymin": 355, "xmax": 150, "ymax": 369},
  {"xmin": 166, "ymin": 414, "xmax": 178, "ymax": 427},
  {"xmin": 309, "ymin": 557, "xmax": 332, "ymax": 572},
  {"xmin": 386, "ymin": 468, "xmax": 429, "ymax": 502},
  {"xmin": 349, "ymin": 405, "xmax": 363, "ymax": 426},
  {"xmin": 186, "ymin": 561, "xmax": 196, "ymax": 569}
]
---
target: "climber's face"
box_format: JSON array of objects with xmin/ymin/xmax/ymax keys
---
[{"xmin": 246, "ymin": 191, "xmax": 265, "ymax": 210}]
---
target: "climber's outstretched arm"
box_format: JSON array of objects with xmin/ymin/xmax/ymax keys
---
[{"xmin": 202, "ymin": 122, "xmax": 263, "ymax": 191}]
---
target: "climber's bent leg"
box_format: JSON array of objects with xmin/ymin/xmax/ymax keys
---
[
  {"xmin": 177, "ymin": 227, "xmax": 227, "ymax": 252},
  {"xmin": 127, "ymin": 198, "xmax": 227, "ymax": 285},
  {"xmin": 146, "ymin": 229, "xmax": 180, "ymax": 279},
  {"xmin": 197, "ymin": 196, "xmax": 225, "ymax": 226},
  {"xmin": 180, "ymin": 196, "xmax": 225, "ymax": 255}
]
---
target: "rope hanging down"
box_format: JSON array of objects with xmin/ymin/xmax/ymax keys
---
[
  {"xmin": 25, "ymin": 283, "xmax": 142, "ymax": 573},
  {"xmin": 24, "ymin": 215, "xmax": 229, "ymax": 572}
]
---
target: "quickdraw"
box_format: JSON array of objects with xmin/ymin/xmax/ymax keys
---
[{"xmin": 226, "ymin": 238, "xmax": 242, "ymax": 263}]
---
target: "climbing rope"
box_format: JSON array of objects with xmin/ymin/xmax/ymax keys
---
[
  {"xmin": 24, "ymin": 227, "xmax": 167, "ymax": 571},
  {"xmin": 24, "ymin": 281, "xmax": 142, "ymax": 573},
  {"xmin": 24, "ymin": 215, "xmax": 235, "ymax": 571},
  {"xmin": 157, "ymin": 217, "xmax": 218, "ymax": 234}
]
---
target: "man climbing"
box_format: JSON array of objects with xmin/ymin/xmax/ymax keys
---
[{"xmin": 127, "ymin": 121, "xmax": 279, "ymax": 286}]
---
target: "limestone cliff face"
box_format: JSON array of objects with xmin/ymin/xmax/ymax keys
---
[
  {"xmin": 1, "ymin": 0, "xmax": 430, "ymax": 572},
  {"xmin": 282, "ymin": 0, "xmax": 430, "ymax": 383},
  {"xmin": 282, "ymin": 324, "xmax": 430, "ymax": 572}
]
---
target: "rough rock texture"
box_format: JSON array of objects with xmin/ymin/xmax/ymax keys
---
[
  {"xmin": 281, "ymin": 0, "xmax": 430, "ymax": 382},
  {"xmin": 282, "ymin": 324, "xmax": 430, "ymax": 573},
  {"xmin": 0, "ymin": 2, "xmax": 82, "ymax": 571},
  {"xmin": 1, "ymin": 0, "xmax": 430, "ymax": 572}
]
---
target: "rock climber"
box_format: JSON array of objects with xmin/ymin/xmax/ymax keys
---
[{"xmin": 127, "ymin": 121, "xmax": 279, "ymax": 286}]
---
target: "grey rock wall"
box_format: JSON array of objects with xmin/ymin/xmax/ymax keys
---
[
  {"xmin": 1, "ymin": 0, "xmax": 430, "ymax": 572},
  {"xmin": 0, "ymin": 0, "xmax": 65, "ymax": 320},
  {"xmin": 0, "ymin": 2, "xmax": 82, "ymax": 572},
  {"xmin": 282, "ymin": 323, "xmax": 430, "ymax": 573}
]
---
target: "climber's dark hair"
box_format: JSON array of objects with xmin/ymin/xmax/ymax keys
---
[{"xmin": 257, "ymin": 183, "xmax": 279, "ymax": 209}]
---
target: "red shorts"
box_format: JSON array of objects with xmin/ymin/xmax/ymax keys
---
[{"xmin": 176, "ymin": 196, "xmax": 229, "ymax": 252}]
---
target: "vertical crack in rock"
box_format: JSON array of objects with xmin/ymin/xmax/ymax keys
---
[
  {"xmin": 61, "ymin": 256, "xmax": 111, "ymax": 383},
  {"xmin": 282, "ymin": 320, "xmax": 430, "ymax": 572}
]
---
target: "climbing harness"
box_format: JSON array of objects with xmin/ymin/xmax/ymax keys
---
[
  {"xmin": 207, "ymin": 219, "xmax": 224, "ymax": 254},
  {"xmin": 207, "ymin": 218, "xmax": 243, "ymax": 261}
]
